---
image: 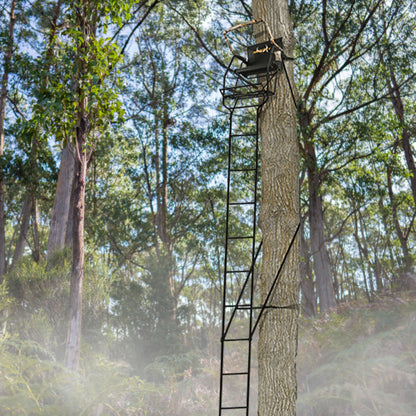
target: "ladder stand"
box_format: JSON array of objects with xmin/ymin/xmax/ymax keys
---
[{"xmin": 218, "ymin": 19, "xmax": 299, "ymax": 416}]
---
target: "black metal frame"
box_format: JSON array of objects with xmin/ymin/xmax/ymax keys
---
[
  {"xmin": 220, "ymin": 55, "xmax": 279, "ymax": 111},
  {"xmin": 218, "ymin": 37, "xmax": 300, "ymax": 416}
]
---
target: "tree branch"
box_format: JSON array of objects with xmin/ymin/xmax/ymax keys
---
[
  {"xmin": 321, "ymin": 73, "xmax": 416, "ymax": 125},
  {"xmin": 119, "ymin": 0, "xmax": 160, "ymax": 57},
  {"xmin": 167, "ymin": 3, "xmax": 228, "ymax": 70},
  {"xmin": 238, "ymin": 0, "xmax": 252, "ymax": 18}
]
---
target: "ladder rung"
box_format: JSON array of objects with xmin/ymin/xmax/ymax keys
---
[
  {"xmin": 226, "ymin": 269, "xmax": 250, "ymax": 274},
  {"xmin": 221, "ymin": 406, "xmax": 247, "ymax": 410},
  {"xmin": 231, "ymin": 103, "xmax": 263, "ymax": 109},
  {"xmin": 223, "ymin": 372, "xmax": 248, "ymax": 376},
  {"xmin": 225, "ymin": 303, "xmax": 251, "ymax": 308},
  {"xmin": 228, "ymin": 236, "xmax": 253, "ymax": 240},
  {"xmin": 225, "ymin": 305, "xmax": 251, "ymax": 310},
  {"xmin": 229, "ymin": 168, "xmax": 256, "ymax": 172},
  {"xmin": 224, "ymin": 89, "xmax": 264, "ymax": 97},
  {"xmin": 230, "ymin": 133, "xmax": 256, "ymax": 137},
  {"xmin": 229, "ymin": 201, "xmax": 255, "ymax": 205},
  {"xmin": 223, "ymin": 337, "xmax": 250, "ymax": 342},
  {"xmin": 223, "ymin": 82, "xmax": 263, "ymax": 90}
]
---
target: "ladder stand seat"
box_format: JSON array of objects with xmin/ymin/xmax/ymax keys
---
[{"xmin": 235, "ymin": 40, "xmax": 282, "ymax": 78}]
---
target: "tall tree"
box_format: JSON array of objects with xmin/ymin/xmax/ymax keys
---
[
  {"xmin": 59, "ymin": 0, "xmax": 164, "ymax": 370},
  {"xmin": 0, "ymin": 0, "xmax": 16, "ymax": 277},
  {"xmin": 372, "ymin": 1, "xmax": 416, "ymax": 274},
  {"xmin": 7, "ymin": 0, "xmax": 64, "ymax": 267},
  {"xmin": 252, "ymin": 1, "xmax": 300, "ymax": 415},
  {"xmin": 38, "ymin": 0, "xmax": 134, "ymax": 370},
  {"xmin": 292, "ymin": 0, "xmax": 410, "ymax": 311},
  {"xmin": 115, "ymin": 1, "xmax": 222, "ymax": 353}
]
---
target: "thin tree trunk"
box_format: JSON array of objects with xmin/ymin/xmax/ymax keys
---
[
  {"xmin": 64, "ymin": 112, "xmax": 88, "ymax": 371},
  {"xmin": 374, "ymin": 252, "xmax": 383, "ymax": 292},
  {"xmin": 400, "ymin": 128, "xmax": 416, "ymax": 206},
  {"xmin": 386, "ymin": 164, "xmax": 412, "ymax": 270},
  {"xmin": 11, "ymin": 133, "xmax": 40, "ymax": 266},
  {"xmin": 386, "ymin": 59, "xmax": 416, "ymax": 206},
  {"xmin": 307, "ymin": 153, "xmax": 336, "ymax": 312},
  {"xmin": 379, "ymin": 196, "xmax": 397, "ymax": 286},
  {"xmin": 47, "ymin": 146, "xmax": 75, "ymax": 258},
  {"xmin": 160, "ymin": 106, "xmax": 170, "ymax": 250},
  {"xmin": 142, "ymin": 145, "xmax": 159, "ymax": 255},
  {"xmin": 253, "ymin": 1, "xmax": 300, "ymax": 415},
  {"xmin": 340, "ymin": 245, "xmax": 347, "ymax": 301},
  {"xmin": 65, "ymin": 171, "xmax": 76, "ymax": 250},
  {"xmin": 352, "ymin": 210, "xmax": 372, "ymax": 302},
  {"xmin": 64, "ymin": 17, "xmax": 89, "ymax": 365},
  {"xmin": 0, "ymin": 0, "xmax": 16, "ymax": 277},
  {"xmin": 300, "ymin": 221, "xmax": 316, "ymax": 317},
  {"xmin": 358, "ymin": 211, "xmax": 375, "ymax": 295},
  {"xmin": 32, "ymin": 196, "xmax": 40, "ymax": 262},
  {"xmin": 11, "ymin": 193, "xmax": 32, "ymax": 268},
  {"xmin": 161, "ymin": 108, "xmax": 177, "ymax": 319}
]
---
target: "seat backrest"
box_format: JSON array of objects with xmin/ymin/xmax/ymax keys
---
[{"xmin": 247, "ymin": 41, "xmax": 275, "ymax": 67}]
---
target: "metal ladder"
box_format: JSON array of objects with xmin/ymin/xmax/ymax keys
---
[
  {"xmin": 218, "ymin": 64, "xmax": 275, "ymax": 416},
  {"xmin": 218, "ymin": 21, "xmax": 300, "ymax": 414}
]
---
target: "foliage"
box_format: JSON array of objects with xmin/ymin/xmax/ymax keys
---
[
  {"xmin": 0, "ymin": 337, "xmax": 152, "ymax": 415},
  {"xmin": 298, "ymin": 297, "xmax": 416, "ymax": 415}
]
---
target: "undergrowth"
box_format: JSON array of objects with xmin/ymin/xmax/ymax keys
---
[
  {"xmin": 297, "ymin": 295, "xmax": 416, "ymax": 416},
  {"xmin": 0, "ymin": 285, "xmax": 415, "ymax": 415}
]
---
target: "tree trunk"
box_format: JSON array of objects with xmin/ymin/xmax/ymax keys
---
[
  {"xmin": 0, "ymin": 0, "xmax": 16, "ymax": 277},
  {"xmin": 160, "ymin": 106, "xmax": 170, "ymax": 251},
  {"xmin": 358, "ymin": 210, "xmax": 375, "ymax": 296},
  {"xmin": 64, "ymin": 104, "xmax": 88, "ymax": 371},
  {"xmin": 374, "ymin": 253, "xmax": 383, "ymax": 292},
  {"xmin": 352, "ymin": 210, "xmax": 372, "ymax": 302},
  {"xmin": 47, "ymin": 146, "xmax": 75, "ymax": 258},
  {"xmin": 386, "ymin": 59, "xmax": 416, "ymax": 207},
  {"xmin": 11, "ymin": 193, "xmax": 32, "ymax": 268},
  {"xmin": 11, "ymin": 134, "xmax": 40, "ymax": 267},
  {"xmin": 307, "ymin": 147, "xmax": 336, "ymax": 312},
  {"xmin": 386, "ymin": 164, "xmax": 412, "ymax": 270},
  {"xmin": 400, "ymin": 128, "xmax": 416, "ymax": 207},
  {"xmin": 32, "ymin": 196, "xmax": 40, "ymax": 262},
  {"xmin": 65, "ymin": 171, "xmax": 76, "ymax": 250},
  {"xmin": 300, "ymin": 222, "xmax": 316, "ymax": 317},
  {"xmin": 253, "ymin": 1, "xmax": 300, "ymax": 415},
  {"xmin": 161, "ymin": 109, "xmax": 177, "ymax": 319}
]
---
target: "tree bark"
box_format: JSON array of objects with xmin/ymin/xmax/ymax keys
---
[
  {"xmin": 300, "ymin": 222, "xmax": 316, "ymax": 317},
  {"xmin": 64, "ymin": 113, "xmax": 88, "ymax": 371},
  {"xmin": 306, "ymin": 144, "xmax": 336, "ymax": 312},
  {"xmin": 65, "ymin": 171, "xmax": 76, "ymax": 250},
  {"xmin": 386, "ymin": 164, "xmax": 412, "ymax": 270},
  {"xmin": 0, "ymin": 0, "xmax": 16, "ymax": 277},
  {"xmin": 32, "ymin": 196, "xmax": 40, "ymax": 262},
  {"xmin": 47, "ymin": 146, "xmax": 75, "ymax": 258},
  {"xmin": 385, "ymin": 56, "xmax": 416, "ymax": 207},
  {"xmin": 253, "ymin": 1, "xmax": 300, "ymax": 415},
  {"xmin": 11, "ymin": 193, "xmax": 32, "ymax": 268},
  {"xmin": 352, "ymin": 210, "xmax": 372, "ymax": 301},
  {"xmin": 64, "ymin": 11, "xmax": 90, "ymax": 366},
  {"xmin": 11, "ymin": 130, "xmax": 41, "ymax": 264}
]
